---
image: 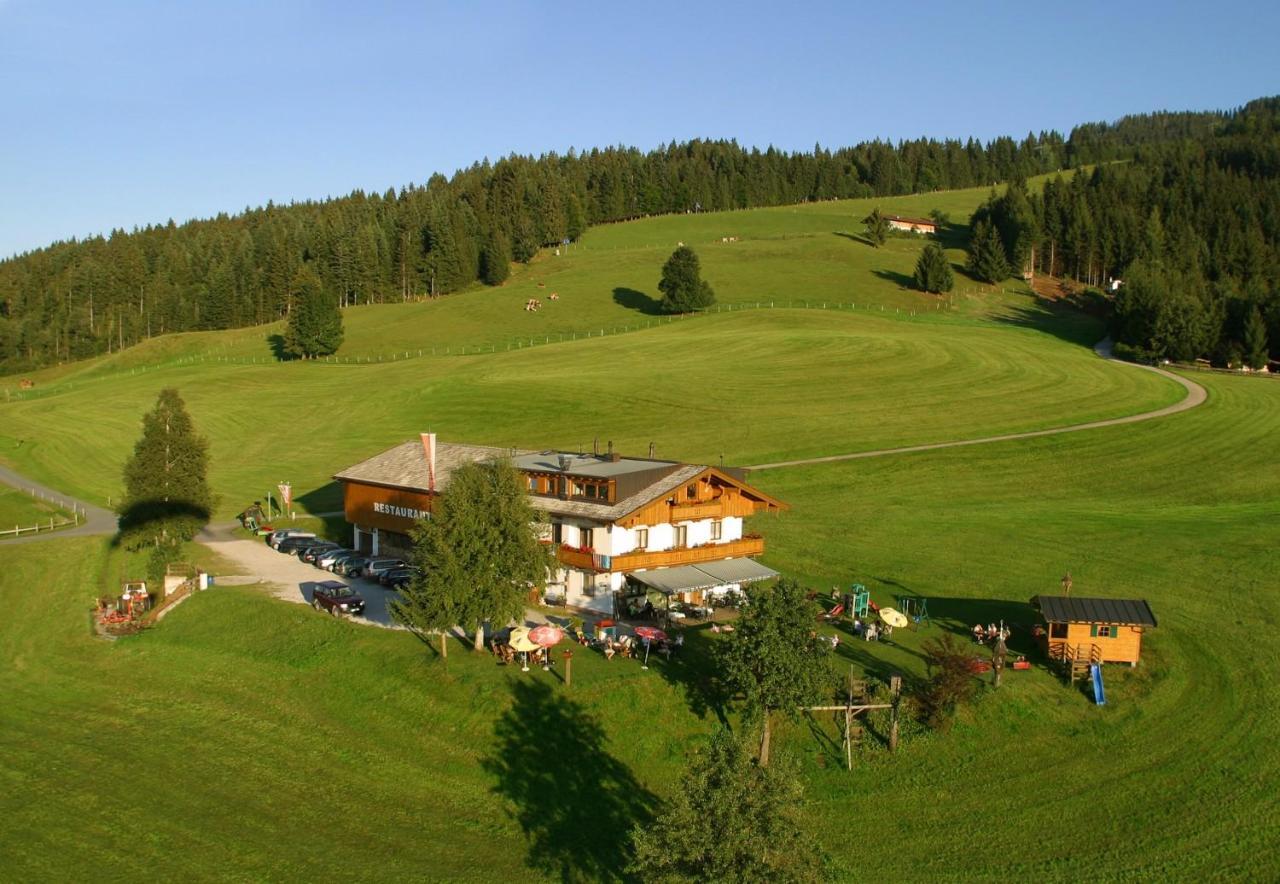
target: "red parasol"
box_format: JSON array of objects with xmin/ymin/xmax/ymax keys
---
[
  {"xmin": 529, "ymin": 625, "xmax": 565, "ymax": 647},
  {"xmin": 634, "ymin": 626, "xmax": 667, "ymax": 669}
]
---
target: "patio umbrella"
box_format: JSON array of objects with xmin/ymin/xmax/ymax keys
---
[
  {"xmin": 634, "ymin": 626, "xmax": 667, "ymax": 669},
  {"xmin": 508, "ymin": 627, "xmax": 541, "ymax": 671},
  {"xmin": 879, "ymin": 608, "xmax": 909, "ymax": 629},
  {"xmin": 528, "ymin": 625, "xmax": 564, "ymax": 670}
]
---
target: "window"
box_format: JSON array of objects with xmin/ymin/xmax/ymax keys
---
[
  {"xmin": 710, "ymin": 520, "xmax": 723, "ymax": 541},
  {"xmin": 686, "ymin": 484, "xmax": 697, "ymax": 500},
  {"xmin": 551, "ymin": 523, "xmax": 563, "ymax": 544},
  {"xmin": 635, "ymin": 528, "xmax": 649, "ymax": 550},
  {"xmin": 580, "ymin": 528, "xmax": 594, "ymax": 549},
  {"xmin": 674, "ymin": 525, "xmax": 688, "ymax": 548},
  {"xmin": 1049, "ymin": 622, "xmax": 1067, "ymax": 639},
  {"xmin": 1090, "ymin": 624, "xmax": 1115, "ymax": 638},
  {"xmin": 526, "ymin": 475, "xmax": 537, "ymax": 491}
]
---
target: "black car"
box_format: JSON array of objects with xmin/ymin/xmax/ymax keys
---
[
  {"xmin": 312, "ymin": 581, "xmax": 366, "ymax": 617},
  {"xmin": 299, "ymin": 542, "xmax": 341, "ymax": 564},
  {"xmin": 379, "ymin": 566, "xmax": 421, "ymax": 587},
  {"xmin": 278, "ymin": 535, "xmax": 322, "ymax": 556},
  {"xmin": 335, "ymin": 556, "xmax": 373, "ymax": 578}
]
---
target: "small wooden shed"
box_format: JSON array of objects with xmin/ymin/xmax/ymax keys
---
[{"xmin": 1034, "ymin": 595, "xmax": 1157, "ymax": 667}]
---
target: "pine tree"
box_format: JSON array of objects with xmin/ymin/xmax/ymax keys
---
[
  {"xmin": 117, "ymin": 388, "xmax": 212, "ymax": 555},
  {"xmin": 480, "ymin": 229, "xmax": 512, "ymax": 286},
  {"xmin": 283, "ymin": 266, "xmax": 343, "ymax": 358},
  {"xmin": 629, "ymin": 728, "xmax": 827, "ymax": 883},
  {"xmin": 914, "ymin": 243, "xmax": 955, "ymax": 293},
  {"xmin": 1242, "ymin": 306, "xmax": 1269, "ymax": 369},
  {"xmin": 658, "ymin": 246, "xmax": 716, "ymax": 313},
  {"xmin": 966, "ymin": 219, "xmax": 1011, "ymax": 283},
  {"xmin": 391, "ymin": 459, "xmax": 553, "ymax": 655},
  {"xmin": 862, "ymin": 208, "xmax": 890, "ymax": 246}
]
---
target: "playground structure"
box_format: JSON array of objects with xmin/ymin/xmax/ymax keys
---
[{"xmin": 801, "ymin": 668, "xmax": 904, "ymax": 769}]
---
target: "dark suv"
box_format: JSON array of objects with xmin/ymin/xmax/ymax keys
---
[{"xmin": 312, "ymin": 581, "xmax": 366, "ymax": 617}]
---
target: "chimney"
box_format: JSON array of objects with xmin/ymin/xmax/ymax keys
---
[
  {"xmin": 593, "ymin": 437, "xmax": 599, "ymax": 456},
  {"xmin": 421, "ymin": 433, "xmax": 437, "ymax": 494},
  {"xmin": 557, "ymin": 454, "xmax": 571, "ymax": 472},
  {"xmin": 607, "ymin": 440, "xmax": 613, "ymax": 455},
  {"xmin": 648, "ymin": 441, "xmax": 656, "ymax": 459}
]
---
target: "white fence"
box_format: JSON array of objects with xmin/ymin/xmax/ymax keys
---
[{"xmin": 0, "ymin": 487, "xmax": 84, "ymax": 538}]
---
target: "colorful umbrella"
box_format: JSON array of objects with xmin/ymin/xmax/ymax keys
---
[
  {"xmin": 634, "ymin": 626, "xmax": 667, "ymax": 669},
  {"xmin": 529, "ymin": 625, "xmax": 564, "ymax": 647},
  {"xmin": 508, "ymin": 626, "xmax": 541, "ymax": 671},
  {"xmin": 879, "ymin": 608, "xmax": 909, "ymax": 629}
]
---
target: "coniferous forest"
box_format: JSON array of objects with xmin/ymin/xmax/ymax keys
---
[{"xmin": 2, "ymin": 98, "xmax": 1278, "ymax": 371}]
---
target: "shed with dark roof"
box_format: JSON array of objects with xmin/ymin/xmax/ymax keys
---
[{"xmin": 1033, "ymin": 595, "xmax": 1156, "ymax": 666}]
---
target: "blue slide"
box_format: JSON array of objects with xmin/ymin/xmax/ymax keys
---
[{"xmin": 1090, "ymin": 664, "xmax": 1106, "ymax": 706}]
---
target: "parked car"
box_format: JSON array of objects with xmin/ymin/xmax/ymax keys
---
[
  {"xmin": 335, "ymin": 556, "xmax": 373, "ymax": 578},
  {"xmin": 323, "ymin": 550, "xmax": 362, "ymax": 572},
  {"xmin": 380, "ymin": 566, "xmax": 421, "ymax": 588},
  {"xmin": 299, "ymin": 542, "xmax": 341, "ymax": 564},
  {"xmin": 364, "ymin": 558, "xmax": 407, "ymax": 581},
  {"xmin": 311, "ymin": 581, "xmax": 365, "ymax": 617},
  {"xmin": 315, "ymin": 548, "xmax": 355, "ymax": 570},
  {"xmin": 278, "ymin": 535, "xmax": 322, "ymax": 556},
  {"xmin": 270, "ymin": 529, "xmax": 314, "ymax": 550}
]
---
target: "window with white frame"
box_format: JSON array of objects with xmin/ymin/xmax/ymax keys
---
[
  {"xmin": 710, "ymin": 520, "xmax": 723, "ymax": 541},
  {"xmin": 635, "ymin": 528, "xmax": 649, "ymax": 550},
  {"xmin": 674, "ymin": 525, "xmax": 688, "ymax": 547}
]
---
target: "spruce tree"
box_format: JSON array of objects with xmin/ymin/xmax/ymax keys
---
[
  {"xmin": 1242, "ymin": 306, "xmax": 1269, "ymax": 369},
  {"xmin": 658, "ymin": 246, "xmax": 716, "ymax": 313},
  {"xmin": 283, "ymin": 266, "xmax": 343, "ymax": 358},
  {"xmin": 117, "ymin": 388, "xmax": 213, "ymax": 555},
  {"xmin": 914, "ymin": 243, "xmax": 955, "ymax": 293},
  {"xmin": 862, "ymin": 208, "xmax": 890, "ymax": 246},
  {"xmin": 966, "ymin": 219, "xmax": 1011, "ymax": 283},
  {"xmin": 480, "ymin": 229, "xmax": 511, "ymax": 286},
  {"xmin": 392, "ymin": 459, "xmax": 553, "ymax": 655}
]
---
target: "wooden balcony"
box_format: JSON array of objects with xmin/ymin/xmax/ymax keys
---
[
  {"xmin": 556, "ymin": 535, "xmax": 765, "ymax": 573},
  {"xmin": 669, "ymin": 501, "xmax": 722, "ymax": 520}
]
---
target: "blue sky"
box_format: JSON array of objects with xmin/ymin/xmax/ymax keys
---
[{"xmin": 2, "ymin": 0, "xmax": 1277, "ymax": 258}]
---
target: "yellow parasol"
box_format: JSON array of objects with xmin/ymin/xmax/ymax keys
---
[
  {"xmin": 879, "ymin": 608, "xmax": 909, "ymax": 629},
  {"xmin": 508, "ymin": 627, "xmax": 541, "ymax": 653}
]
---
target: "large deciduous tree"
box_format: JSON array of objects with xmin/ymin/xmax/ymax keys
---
[
  {"xmin": 117, "ymin": 388, "xmax": 213, "ymax": 558},
  {"xmin": 283, "ymin": 266, "xmax": 344, "ymax": 358},
  {"xmin": 658, "ymin": 246, "xmax": 716, "ymax": 313},
  {"xmin": 913, "ymin": 242, "xmax": 955, "ymax": 293},
  {"xmin": 629, "ymin": 728, "xmax": 828, "ymax": 883},
  {"xmin": 862, "ymin": 208, "xmax": 889, "ymax": 247},
  {"xmin": 717, "ymin": 578, "xmax": 832, "ymax": 766},
  {"xmin": 391, "ymin": 459, "xmax": 553, "ymax": 656}
]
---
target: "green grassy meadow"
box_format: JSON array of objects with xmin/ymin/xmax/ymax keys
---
[
  {"xmin": 0, "ymin": 483, "xmax": 71, "ymax": 532},
  {"xmin": 1, "ymin": 185, "xmax": 1277, "ymax": 880}
]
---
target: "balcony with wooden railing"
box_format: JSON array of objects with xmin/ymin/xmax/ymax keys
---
[
  {"xmin": 556, "ymin": 535, "xmax": 765, "ymax": 573},
  {"xmin": 669, "ymin": 501, "xmax": 722, "ymax": 521}
]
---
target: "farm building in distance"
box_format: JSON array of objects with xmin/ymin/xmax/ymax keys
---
[
  {"xmin": 1034, "ymin": 595, "xmax": 1157, "ymax": 667},
  {"xmin": 334, "ymin": 437, "xmax": 787, "ymax": 614},
  {"xmin": 885, "ymin": 214, "xmax": 938, "ymax": 234}
]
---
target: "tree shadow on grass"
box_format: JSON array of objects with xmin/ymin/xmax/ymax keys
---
[
  {"xmin": 612, "ymin": 287, "xmax": 663, "ymax": 316},
  {"xmin": 483, "ymin": 679, "xmax": 656, "ymax": 882},
  {"xmin": 988, "ymin": 295, "xmax": 1112, "ymax": 349},
  {"xmin": 832, "ymin": 231, "xmax": 873, "ymax": 246},
  {"xmin": 267, "ymin": 334, "xmax": 290, "ymax": 361},
  {"xmin": 923, "ymin": 596, "xmax": 1041, "ymax": 658},
  {"xmin": 651, "ymin": 624, "xmax": 732, "ymax": 727},
  {"xmin": 872, "ymin": 268, "xmax": 915, "ymax": 289}
]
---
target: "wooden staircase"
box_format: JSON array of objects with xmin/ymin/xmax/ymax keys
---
[{"xmin": 1064, "ymin": 643, "xmax": 1102, "ymax": 682}]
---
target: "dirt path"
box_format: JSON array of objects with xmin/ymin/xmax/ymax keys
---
[{"xmin": 745, "ymin": 340, "xmax": 1207, "ymax": 471}]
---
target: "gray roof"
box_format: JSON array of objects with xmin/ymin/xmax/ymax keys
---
[
  {"xmin": 335, "ymin": 440, "xmax": 709, "ymax": 522},
  {"xmin": 529, "ymin": 464, "xmax": 705, "ymax": 522},
  {"xmin": 1035, "ymin": 596, "xmax": 1157, "ymax": 627},
  {"xmin": 511, "ymin": 451, "xmax": 679, "ymax": 478},
  {"xmin": 631, "ymin": 558, "xmax": 779, "ymax": 594},
  {"xmin": 333, "ymin": 440, "xmax": 528, "ymax": 492}
]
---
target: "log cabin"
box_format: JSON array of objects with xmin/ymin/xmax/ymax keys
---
[{"xmin": 1034, "ymin": 595, "xmax": 1157, "ymax": 667}]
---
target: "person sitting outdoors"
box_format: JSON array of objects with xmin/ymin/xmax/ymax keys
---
[
  {"xmin": 973, "ymin": 623, "xmax": 986, "ymax": 643},
  {"xmin": 641, "ymin": 600, "xmax": 655, "ymax": 620},
  {"xmin": 830, "ymin": 634, "xmax": 840, "ymax": 651},
  {"xmin": 852, "ymin": 617, "xmax": 864, "ymax": 636},
  {"xmin": 864, "ymin": 622, "xmax": 878, "ymax": 642}
]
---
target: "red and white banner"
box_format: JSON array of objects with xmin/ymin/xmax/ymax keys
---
[
  {"xmin": 421, "ymin": 433, "xmax": 437, "ymax": 494},
  {"xmin": 277, "ymin": 483, "xmax": 292, "ymax": 508}
]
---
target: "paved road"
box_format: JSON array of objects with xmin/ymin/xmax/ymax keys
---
[
  {"xmin": 745, "ymin": 340, "xmax": 1208, "ymax": 471},
  {"xmin": 0, "ymin": 463, "xmax": 116, "ymax": 544}
]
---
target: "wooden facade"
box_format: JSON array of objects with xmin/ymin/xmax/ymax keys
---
[
  {"xmin": 616, "ymin": 468, "xmax": 783, "ymax": 528},
  {"xmin": 1045, "ymin": 623, "xmax": 1146, "ymax": 666},
  {"xmin": 557, "ymin": 534, "xmax": 765, "ymax": 573},
  {"xmin": 342, "ymin": 481, "xmax": 433, "ymax": 535}
]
